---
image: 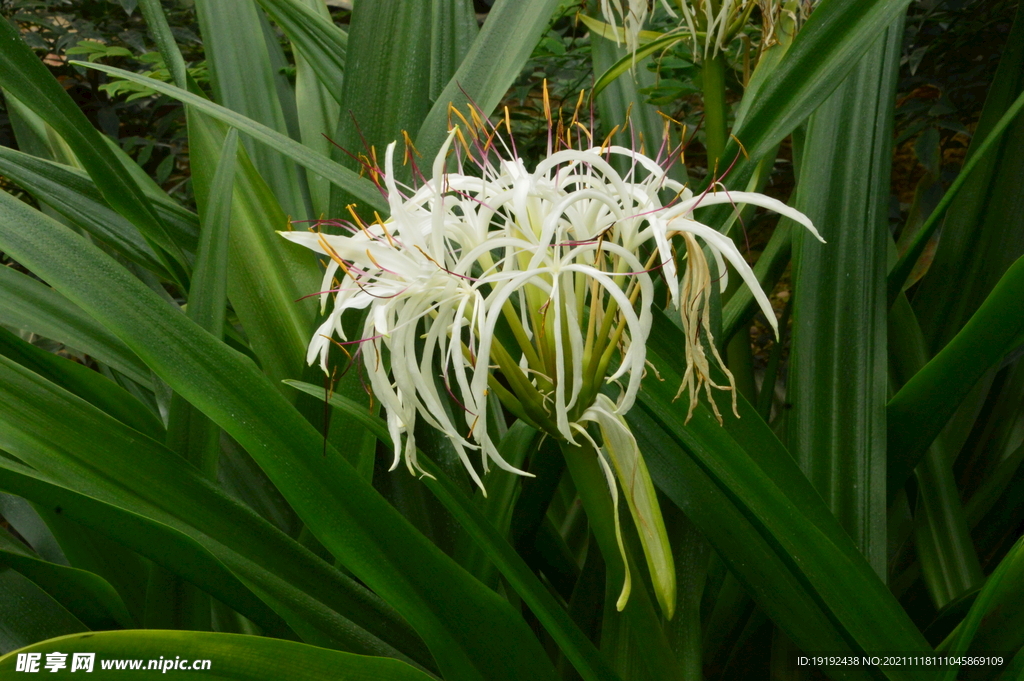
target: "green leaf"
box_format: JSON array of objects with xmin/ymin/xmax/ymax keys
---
[
  {"xmin": 725, "ymin": 0, "xmax": 914, "ymax": 170},
  {"xmin": 591, "ymin": 32, "xmax": 686, "ymax": 99},
  {"xmin": 194, "ymin": 0, "xmax": 308, "ymax": 219},
  {"xmin": 166, "ymin": 129, "xmax": 237, "ymax": 476},
  {"xmin": 937, "ymin": 536, "xmax": 1024, "ymax": 679},
  {"xmin": 415, "ymin": 0, "xmax": 562, "ymax": 162},
  {"xmin": 281, "ymin": 0, "xmax": 343, "ymax": 216},
  {"xmin": 0, "ymin": 630, "xmax": 437, "ymax": 679},
  {"xmin": 886, "ymin": 295, "xmax": 983, "ymax": 606},
  {"xmin": 329, "ymin": 0, "xmax": 431, "ymax": 213},
  {"xmin": 0, "ymin": 325, "xmax": 163, "ymax": 440},
  {"xmin": 0, "ymin": 140, "xmax": 200, "ymax": 257},
  {"xmin": 909, "ymin": 3, "xmax": 1024, "ymax": 351},
  {"xmin": 638, "ymin": 309, "xmax": 933, "ymax": 678},
  {"xmin": 0, "ymin": 353, "xmax": 425, "ymax": 661},
  {"xmin": 0, "ymin": 493, "xmax": 67, "ymax": 565},
  {"xmin": 888, "ymin": 256, "xmax": 1024, "ymax": 485},
  {"xmin": 285, "ymin": 381, "xmax": 622, "ymax": 681},
  {"xmin": 0, "ymin": 460, "xmax": 297, "ymax": 643},
  {"xmin": 0, "ymin": 174, "xmax": 554, "ymax": 681},
  {"xmin": 0, "ymin": 146, "xmax": 167, "ymax": 276},
  {"xmin": 256, "ymin": 0, "xmax": 348, "ymax": 104},
  {"xmin": 75, "ymin": 62, "xmax": 387, "ymax": 213},
  {"xmin": 887, "ymin": 86, "xmax": 1024, "ymax": 308},
  {"xmin": 186, "ymin": 111, "xmax": 319, "ymax": 391},
  {"xmin": 787, "ymin": 18, "xmax": 902, "ymax": 576},
  {"xmin": 29, "ymin": 506, "xmax": 149, "ymax": 629},
  {"xmin": 429, "ymin": 0, "xmax": 479, "ymax": 102},
  {"xmin": 137, "ymin": 0, "xmax": 188, "ymax": 88},
  {"xmin": 0, "ymin": 18, "xmax": 187, "ymax": 281},
  {"xmin": 0, "ymin": 568, "xmax": 86, "ymax": 654},
  {"xmin": 0, "ymin": 525, "xmax": 133, "ymax": 630},
  {"xmin": 0, "ymin": 265, "xmax": 152, "ymax": 388}
]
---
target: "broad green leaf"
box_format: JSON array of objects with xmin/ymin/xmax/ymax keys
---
[
  {"xmin": 452, "ymin": 421, "xmax": 537, "ymax": 587},
  {"xmin": 724, "ymin": 0, "xmax": 914, "ymax": 172},
  {"xmin": 787, "ymin": 20, "xmax": 902, "ymax": 576},
  {"xmin": 194, "ymin": 0, "xmax": 308, "ymax": 219},
  {"xmin": 937, "ymin": 536, "xmax": 1024, "ymax": 679},
  {"xmin": 0, "ymin": 461, "xmax": 297, "ymax": 643},
  {"xmin": 910, "ymin": 3, "xmax": 1024, "ymax": 351},
  {"xmin": 0, "ymin": 326, "xmax": 163, "ymax": 439},
  {"xmin": 0, "ymin": 493, "xmax": 67, "ymax": 565},
  {"xmin": 888, "ymin": 256, "xmax": 1024, "ymax": 482},
  {"xmin": 0, "ymin": 354, "xmax": 425, "ymax": 662},
  {"xmin": 30, "ymin": 505, "xmax": 149, "ymax": 629},
  {"xmin": 0, "ymin": 265, "xmax": 151, "ymax": 388},
  {"xmin": 166, "ymin": 129, "xmax": 237, "ymax": 475},
  {"xmin": 0, "ymin": 525, "xmax": 133, "ymax": 630},
  {"xmin": 0, "ymin": 630, "xmax": 436, "ymax": 680},
  {"xmin": 0, "ymin": 146, "xmax": 166, "ymax": 276},
  {"xmin": 187, "ymin": 111, "xmax": 318, "ymax": 391},
  {"xmin": 0, "ymin": 568, "xmax": 86, "ymax": 654},
  {"xmin": 0, "ymin": 144, "xmax": 199, "ymax": 259},
  {"xmin": 2, "ymin": 91, "xmax": 77, "ymax": 166},
  {"xmin": 415, "ymin": 0, "xmax": 562, "ymax": 162},
  {"xmin": 887, "ymin": 294, "xmax": 984, "ymax": 607},
  {"xmin": 289, "ymin": 380, "xmax": 623, "ymax": 681},
  {"xmin": 639, "ymin": 309, "xmax": 932, "ymax": 679},
  {"xmin": 96, "ymin": 135, "xmax": 201, "ymax": 254},
  {"xmin": 430, "ymin": 0, "xmax": 479, "ymax": 102},
  {"xmin": 0, "ymin": 19, "xmax": 186, "ymax": 281},
  {"xmin": 285, "ymin": 0, "xmax": 343, "ymax": 216},
  {"xmin": 329, "ymin": 0, "xmax": 431, "ymax": 213},
  {"xmin": 0, "ymin": 178, "xmax": 554, "ymax": 681},
  {"xmin": 75, "ymin": 63, "xmax": 387, "ymax": 213},
  {"xmin": 256, "ymin": 0, "xmax": 348, "ymax": 104}
]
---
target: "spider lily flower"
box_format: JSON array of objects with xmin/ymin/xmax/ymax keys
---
[
  {"xmin": 602, "ymin": 0, "xmax": 788, "ymax": 58},
  {"xmin": 280, "ymin": 101, "xmax": 820, "ymax": 617}
]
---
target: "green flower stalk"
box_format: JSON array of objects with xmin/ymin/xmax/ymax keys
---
[{"xmin": 281, "ymin": 95, "xmax": 821, "ymax": 618}]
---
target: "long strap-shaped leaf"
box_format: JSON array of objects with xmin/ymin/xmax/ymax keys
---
[
  {"xmin": 0, "ymin": 146, "xmax": 165, "ymax": 275},
  {"xmin": 0, "ymin": 355, "xmax": 422, "ymax": 662},
  {"xmin": 193, "ymin": 0, "xmax": 308, "ymax": 220},
  {"xmin": 908, "ymin": 2, "xmax": 1024, "ymax": 352},
  {"xmin": 0, "ymin": 631, "xmax": 435, "ymax": 680},
  {"xmin": 639, "ymin": 309, "xmax": 933, "ymax": 681},
  {"xmin": 256, "ymin": 0, "xmax": 347, "ymax": 105},
  {"xmin": 0, "ymin": 266, "xmax": 151, "ymax": 388},
  {"xmin": 74, "ymin": 62, "xmax": 387, "ymax": 214},
  {"xmin": 0, "ymin": 459, "xmax": 298, "ymax": 645},
  {"xmin": 0, "ymin": 18, "xmax": 187, "ymax": 281},
  {"xmin": 0, "ymin": 181, "xmax": 554, "ymax": 681},
  {"xmin": 329, "ymin": 0, "xmax": 432, "ymax": 215},
  {"xmin": 0, "ymin": 524, "xmax": 133, "ymax": 630},
  {"xmin": 887, "ymin": 255, "xmax": 1024, "ymax": 494},
  {"xmin": 727, "ymin": 0, "xmax": 913, "ymax": 165},
  {"xmin": 787, "ymin": 17, "xmax": 902, "ymax": 578},
  {"xmin": 286, "ymin": 380, "xmax": 623, "ymax": 681},
  {"xmin": 415, "ymin": 0, "xmax": 562, "ymax": 162}
]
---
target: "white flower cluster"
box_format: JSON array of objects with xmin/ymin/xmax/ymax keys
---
[{"xmin": 281, "ymin": 125, "xmax": 819, "ymax": 489}]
